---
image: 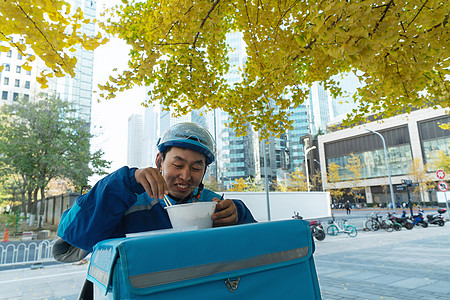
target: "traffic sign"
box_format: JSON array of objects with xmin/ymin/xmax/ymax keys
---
[
  {"xmin": 402, "ymin": 179, "xmax": 413, "ymax": 185},
  {"xmin": 437, "ymin": 181, "xmax": 448, "ymax": 192},
  {"xmin": 436, "ymin": 169, "xmax": 446, "ymax": 180},
  {"xmin": 396, "ymin": 185, "xmax": 405, "ymax": 191}
]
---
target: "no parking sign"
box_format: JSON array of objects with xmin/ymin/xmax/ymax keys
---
[{"xmin": 437, "ymin": 181, "xmax": 448, "ymax": 192}]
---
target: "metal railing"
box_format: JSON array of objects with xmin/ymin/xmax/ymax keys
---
[{"xmin": 0, "ymin": 240, "xmax": 56, "ymax": 265}]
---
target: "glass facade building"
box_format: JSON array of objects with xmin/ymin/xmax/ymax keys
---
[
  {"xmin": 418, "ymin": 115, "xmax": 450, "ymax": 170},
  {"xmin": 319, "ymin": 108, "xmax": 449, "ymax": 205},
  {"xmin": 325, "ymin": 126, "xmax": 413, "ymax": 181}
]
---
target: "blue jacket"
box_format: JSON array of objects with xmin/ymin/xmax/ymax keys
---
[{"xmin": 58, "ymin": 167, "xmax": 257, "ymax": 252}]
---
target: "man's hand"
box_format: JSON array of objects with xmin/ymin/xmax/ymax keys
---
[
  {"xmin": 212, "ymin": 198, "xmax": 238, "ymax": 227},
  {"xmin": 135, "ymin": 167, "xmax": 168, "ymax": 199}
]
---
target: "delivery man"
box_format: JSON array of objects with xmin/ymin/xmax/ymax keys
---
[
  {"xmin": 54, "ymin": 122, "xmax": 256, "ymax": 299},
  {"xmin": 54, "ymin": 122, "xmax": 256, "ymax": 258}
]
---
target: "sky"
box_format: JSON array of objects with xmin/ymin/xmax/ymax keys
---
[{"xmin": 89, "ymin": 1, "xmax": 148, "ymax": 183}]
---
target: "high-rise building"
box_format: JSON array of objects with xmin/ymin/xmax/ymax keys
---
[
  {"xmin": 126, "ymin": 105, "xmax": 159, "ymax": 169},
  {"xmin": 127, "ymin": 114, "xmax": 144, "ymax": 167},
  {"xmin": 287, "ymin": 102, "xmax": 310, "ymax": 168},
  {"xmin": 142, "ymin": 107, "xmax": 159, "ymax": 168},
  {"xmin": 308, "ymin": 82, "xmax": 333, "ymax": 135},
  {"xmin": 329, "ymin": 72, "xmax": 361, "ymax": 123},
  {"xmin": 218, "ymin": 32, "xmax": 263, "ymax": 188},
  {"xmin": 0, "ymin": 0, "xmax": 97, "ymax": 125}
]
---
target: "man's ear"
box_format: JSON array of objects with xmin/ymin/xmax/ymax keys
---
[{"xmin": 155, "ymin": 153, "xmax": 163, "ymax": 171}]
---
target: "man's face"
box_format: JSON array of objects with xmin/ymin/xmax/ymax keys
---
[{"xmin": 157, "ymin": 147, "xmax": 206, "ymax": 199}]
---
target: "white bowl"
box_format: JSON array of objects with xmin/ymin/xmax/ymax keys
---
[{"xmin": 165, "ymin": 202, "xmax": 217, "ymax": 230}]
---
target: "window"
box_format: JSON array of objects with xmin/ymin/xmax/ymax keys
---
[
  {"xmin": 13, "ymin": 92, "xmax": 18, "ymax": 101},
  {"xmin": 17, "ymin": 53, "xmax": 22, "ymax": 60},
  {"xmin": 14, "ymin": 79, "xmax": 20, "ymax": 87},
  {"xmin": 7, "ymin": 50, "xmax": 12, "ymax": 58},
  {"xmin": 26, "ymin": 70, "xmax": 31, "ymax": 75},
  {"xmin": 23, "ymin": 94, "xmax": 29, "ymax": 101},
  {"xmin": 4, "ymin": 77, "xmax": 9, "ymax": 85},
  {"xmin": 4, "ymin": 64, "xmax": 10, "ymax": 72},
  {"xmin": 16, "ymin": 66, "xmax": 21, "ymax": 73},
  {"xmin": 25, "ymin": 81, "xmax": 30, "ymax": 89},
  {"xmin": 1, "ymin": 91, "xmax": 7, "ymax": 100}
]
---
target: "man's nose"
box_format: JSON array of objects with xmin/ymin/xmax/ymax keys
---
[{"xmin": 178, "ymin": 167, "xmax": 191, "ymax": 181}]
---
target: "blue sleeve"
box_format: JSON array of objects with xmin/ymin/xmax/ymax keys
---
[
  {"xmin": 57, "ymin": 166, "xmax": 145, "ymax": 252},
  {"xmin": 233, "ymin": 199, "xmax": 257, "ymax": 224}
]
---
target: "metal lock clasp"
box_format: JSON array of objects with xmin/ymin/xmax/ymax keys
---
[{"xmin": 225, "ymin": 277, "xmax": 240, "ymax": 292}]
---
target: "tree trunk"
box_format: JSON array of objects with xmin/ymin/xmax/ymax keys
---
[
  {"xmin": 21, "ymin": 190, "xmax": 27, "ymax": 219},
  {"xmin": 38, "ymin": 186, "xmax": 46, "ymax": 229},
  {"xmin": 27, "ymin": 188, "xmax": 33, "ymax": 220}
]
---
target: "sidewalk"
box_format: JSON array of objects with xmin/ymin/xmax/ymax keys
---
[
  {"xmin": 0, "ymin": 224, "xmax": 448, "ymax": 299},
  {"xmin": 0, "ymin": 263, "xmax": 87, "ymax": 299},
  {"xmin": 314, "ymin": 224, "xmax": 450, "ymax": 299}
]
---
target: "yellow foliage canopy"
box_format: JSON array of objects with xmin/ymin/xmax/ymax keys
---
[
  {"xmin": 0, "ymin": 0, "xmax": 107, "ymax": 88},
  {"xmin": 100, "ymin": 0, "xmax": 449, "ymax": 138}
]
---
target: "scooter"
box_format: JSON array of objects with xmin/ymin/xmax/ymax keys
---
[
  {"xmin": 388, "ymin": 211, "xmax": 413, "ymax": 230},
  {"xmin": 293, "ymin": 212, "xmax": 326, "ymax": 241},
  {"xmin": 411, "ymin": 209, "xmax": 428, "ymax": 228},
  {"xmin": 426, "ymin": 208, "xmax": 446, "ymax": 226},
  {"xmin": 386, "ymin": 213, "xmax": 413, "ymax": 231}
]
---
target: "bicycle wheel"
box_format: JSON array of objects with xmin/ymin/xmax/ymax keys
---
[
  {"xmin": 393, "ymin": 223, "xmax": 402, "ymax": 231},
  {"xmin": 345, "ymin": 225, "xmax": 358, "ymax": 237},
  {"xmin": 327, "ymin": 224, "xmax": 339, "ymax": 236},
  {"xmin": 381, "ymin": 221, "xmax": 394, "ymax": 232},
  {"xmin": 365, "ymin": 220, "xmax": 374, "ymax": 231},
  {"xmin": 366, "ymin": 220, "xmax": 380, "ymax": 231}
]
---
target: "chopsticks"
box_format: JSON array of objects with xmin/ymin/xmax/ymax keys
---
[{"xmin": 163, "ymin": 195, "xmax": 172, "ymax": 207}]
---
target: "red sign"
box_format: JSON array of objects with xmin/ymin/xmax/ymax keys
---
[
  {"xmin": 436, "ymin": 169, "xmax": 446, "ymax": 180},
  {"xmin": 437, "ymin": 181, "xmax": 448, "ymax": 192}
]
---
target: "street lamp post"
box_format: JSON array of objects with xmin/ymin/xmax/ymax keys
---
[
  {"xmin": 366, "ymin": 129, "xmax": 396, "ymax": 213},
  {"xmin": 313, "ymin": 159, "xmax": 324, "ymax": 191},
  {"xmin": 304, "ymin": 146, "xmax": 316, "ymax": 192},
  {"xmin": 263, "ymin": 139, "xmax": 271, "ymax": 221}
]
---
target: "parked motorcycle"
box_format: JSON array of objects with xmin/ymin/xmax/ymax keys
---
[
  {"xmin": 387, "ymin": 212, "xmax": 413, "ymax": 230},
  {"xmin": 309, "ymin": 220, "xmax": 326, "ymax": 241},
  {"xmin": 293, "ymin": 212, "xmax": 326, "ymax": 241},
  {"xmin": 426, "ymin": 208, "xmax": 446, "ymax": 226},
  {"xmin": 411, "ymin": 209, "xmax": 428, "ymax": 228}
]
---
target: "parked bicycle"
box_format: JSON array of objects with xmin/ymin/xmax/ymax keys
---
[
  {"xmin": 365, "ymin": 212, "xmax": 401, "ymax": 232},
  {"xmin": 327, "ymin": 215, "xmax": 357, "ymax": 237},
  {"xmin": 365, "ymin": 212, "xmax": 382, "ymax": 231}
]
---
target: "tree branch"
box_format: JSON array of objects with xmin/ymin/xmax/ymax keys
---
[
  {"xmin": 193, "ymin": 0, "xmax": 221, "ymax": 49},
  {"xmin": 371, "ymin": 0, "xmax": 394, "ymax": 36},
  {"xmin": 16, "ymin": 4, "xmax": 67, "ymax": 68},
  {"xmin": 0, "ymin": 31, "xmax": 27, "ymax": 56},
  {"xmin": 408, "ymin": 0, "xmax": 428, "ymax": 29}
]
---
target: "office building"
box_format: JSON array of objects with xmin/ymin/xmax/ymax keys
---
[
  {"xmin": 318, "ymin": 107, "xmax": 450, "ymax": 205},
  {"xmin": 127, "ymin": 114, "xmax": 144, "ymax": 168}
]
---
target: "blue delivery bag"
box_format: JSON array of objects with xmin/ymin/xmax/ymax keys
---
[{"xmin": 87, "ymin": 219, "xmax": 321, "ymax": 299}]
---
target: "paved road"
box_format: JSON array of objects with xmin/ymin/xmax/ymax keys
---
[
  {"xmin": 315, "ymin": 224, "xmax": 450, "ymax": 300},
  {"xmin": 0, "ymin": 224, "xmax": 448, "ymax": 299},
  {"xmin": 0, "ymin": 262, "xmax": 87, "ymax": 299}
]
